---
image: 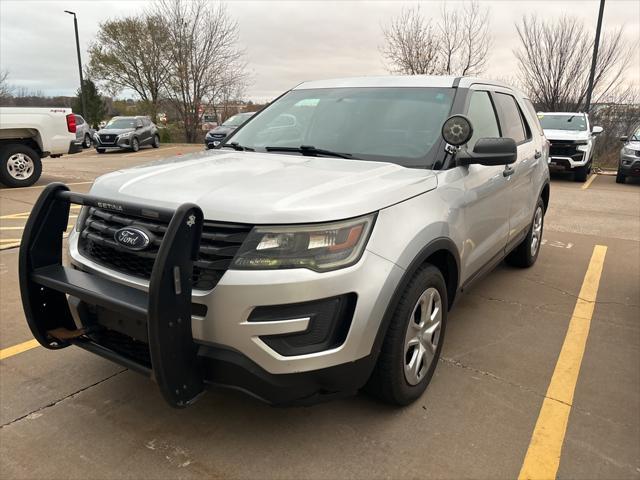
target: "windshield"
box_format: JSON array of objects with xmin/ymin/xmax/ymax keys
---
[
  {"xmin": 105, "ymin": 118, "xmax": 138, "ymax": 129},
  {"xmin": 631, "ymin": 127, "xmax": 640, "ymax": 142},
  {"xmin": 228, "ymin": 87, "xmax": 455, "ymax": 167},
  {"xmin": 222, "ymin": 113, "xmax": 252, "ymax": 127},
  {"xmin": 539, "ymin": 114, "xmax": 587, "ymax": 132}
]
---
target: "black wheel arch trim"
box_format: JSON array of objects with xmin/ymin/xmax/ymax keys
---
[{"xmin": 368, "ymin": 237, "xmax": 460, "ymax": 371}]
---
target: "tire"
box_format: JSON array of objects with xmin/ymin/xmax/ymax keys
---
[
  {"xmin": 131, "ymin": 137, "xmax": 140, "ymax": 152},
  {"xmin": 366, "ymin": 264, "xmax": 448, "ymax": 405},
  {"xmin": 574, "ymin": 163, "xmax": 590, "ymax": 182},
  {"xmin": 96, "ymin": 148, "xmax": 105, "ymax": 154},
  {"xmin": 0, "ymin": 143, "xmax": 42, "ymax": 188},
  {"xmin": 83, "ymin": 134, "xmax": 91, "ymax": 148},
  {"xmin": 616, "ymin": 171, "xmax": 626, "ymax": 184},
  {"xmin": 152, "ymin": 134, "xmax": 160, "ymax": 148},
  {"xmin": 506, "ymin": 197, "xmax": 545, "ymax": 268}
]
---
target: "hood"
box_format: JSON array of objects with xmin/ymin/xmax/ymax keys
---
[
  {"xmin": 543, "ymin": 129, "xmax": 590, "ymax": 142},
  {"xmin": 206, "ymin": 125, "xmax": 235, "ymax": 136},
  {"xmin": 97, "ymin": 127, "xmax": 135, "ymax": 135},
  {"xmin": 624, "ymin": 141, "xmax": 640, "ymax": 151},
  {"xmin": 90, "ymin": 150, "xmax": 438, "ymax": 224}
]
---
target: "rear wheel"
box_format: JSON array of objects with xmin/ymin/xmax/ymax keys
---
[
  {"xmin": 506, "ymin": 197, "xmax": 544, "ymax": 268},
  {"xmin": 0, "ymin": 144, "xmax": 42, "ymax": 188},
  {"xmin": 616, "ymin": 171, "xmax": 626, "ymax": 184},
  {"xmin": 83, "ymin": 134, "xmax": 92, "ymax": 148},
  {"xmin": 131, "ymin": 137, "xmax": 140, "ymax": 152},
  {"xmin": 366, "ymin": 264, "xmax": 447, "ymax": 405}
]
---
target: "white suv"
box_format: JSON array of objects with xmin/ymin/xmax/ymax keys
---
[
  {"xmin": 539, "ymin": 112, "xmax": 603, "ymax": 182},
  {"xmin": 20, "ymin": 76, "xmax": 550, "ymax": 407}
]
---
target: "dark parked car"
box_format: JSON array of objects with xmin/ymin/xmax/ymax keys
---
[
  {"xmin": 94, "ymin": 116, "xmax": 159, "ymax": 153},
  {"xmin": 617, "ymin": 124, "xmax": 640, "ymax": 183},
  {"xmin": 204, "ymin": 112, "xmax": 255, "ymax": 149}
]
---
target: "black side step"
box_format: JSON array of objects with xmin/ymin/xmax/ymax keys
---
[{"xmin": 19, "ymin": 182, "xmax": 205, "ymax": 408}]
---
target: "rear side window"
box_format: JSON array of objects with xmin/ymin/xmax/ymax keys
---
[
  {"xmin": 143, "ymin": 118, "xmax": 151, "ymax": 127},
  {"xmin": 522, "ymin": 99, "xmax": 544, "ymax": 136},
  {"xmin": 466, "ymin": 91, "xmax": 500, "ymax": 149},
  {"xmin": 494, "ymin": 93, "xmax": 527, "ymax": 144},
  {"xmin": 75, "ymin": 115, "xmax": 84, "ymax": 125}
]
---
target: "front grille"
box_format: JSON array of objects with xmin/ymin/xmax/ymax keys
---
[
  {"xmin": 99, "ymin": 133, "xmax": 117, "ymax": 144},
  {"xmin": 78, "ymin": 207, "xmax": 252, "ymax": 291},
  {"xmin": 549, "ymin": 141, "xmax": 583, "ymax": 158}
]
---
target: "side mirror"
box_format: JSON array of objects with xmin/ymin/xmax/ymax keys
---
[
  {"xmin": 592, "ymin": 126, "xmax": 603, "ymax": 135},
  {"xmin": 457, "ymin": 138, "xmax": 517, "ymax": 167},
  {"xmin": 619, "ymin": 135, "xmax": 628, "ymax": 142}
]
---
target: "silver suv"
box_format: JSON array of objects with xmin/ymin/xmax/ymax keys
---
[{"xmin": 20, "ymin": 76, "xmax": 550, "ymax": 408}]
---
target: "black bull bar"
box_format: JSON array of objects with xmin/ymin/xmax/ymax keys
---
[{"xmin": 19, "ymin": 183, "xmax": 205, "ymax": 408}]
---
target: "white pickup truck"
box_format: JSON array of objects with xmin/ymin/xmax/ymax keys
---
[{"xmin": 0, "ymin": 107, "xmax": 82, "ymax": 187}]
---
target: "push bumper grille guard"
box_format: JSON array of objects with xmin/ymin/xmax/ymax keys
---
[{"xmin": 19, "ymin": 183, "xmax": 205, "ymax": 408}]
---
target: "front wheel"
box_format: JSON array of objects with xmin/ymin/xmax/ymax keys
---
[
  {"xmin": 131, "ymin": 137, "xmax": 140, "ymax": 152},
  {"xmin": 616, "ymin": 171, "xmax": 626, "ymax": 184},
  {"xmin": 152, "ymin": 134, "xmax": 160, "ymax": 148},
  {"xmin": 0, "ymin": 144, "xmax": 42, "ymax": 187},
  {"xmin": 574, "ymin": 163, "xmax": 590, "ymax": 182},
  {"xmin": 506, "ymin": 197, "xmax": 545, "ymax": 268},
  {"xmin": 366, "ymin": 264, "xmax": 447, "ymax": 405},
  {"xmin": 96, "ymin": 148, "xmax": 105, "ymax": 154}
]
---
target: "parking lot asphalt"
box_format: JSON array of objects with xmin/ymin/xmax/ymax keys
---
[{"xmin": 0, "ymin": 149, "xmax": 638, "ymax": 479}]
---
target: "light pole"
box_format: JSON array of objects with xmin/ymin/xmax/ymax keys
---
[
  {"xmin": 585, "ymin": 0, "xmax": 606, "ymax": 113},
  {"xmin": 64, "ymin": 10, "xmax": 87, "ymax": 119}
]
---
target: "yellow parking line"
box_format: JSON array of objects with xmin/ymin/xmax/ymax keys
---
[
  {"xmin": 0, "ymin": 224, "xmax": 74, "ymax": 231},
  {"xmin": 581, "ymin": 174, "xmax": 597, "ymax": 190},
  {"xmin": 0, "ymin": 339, "xmax": 40, "ymax": 360},
  {"xmin": 518, "ymin": 245, "xmax": 607, "ymax": 480},
  {"xmin": 0, "ymin": 241, "xmax": 21, "ymax": 250}
]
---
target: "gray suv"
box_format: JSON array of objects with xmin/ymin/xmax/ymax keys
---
[
  {"xmin": 74, "ymin": 114, "xmax": 94, "ymax": 149},
  {"xmin": 617, "ymin": 125, "xmax": 640, "ymax": 183},
  {"xmin": 94, "ymin": 116, "xmax": 159, "ymax": 153},
  {"xmin": 19, "ymin": 76, "xmax": 549, "ymax": 408}
]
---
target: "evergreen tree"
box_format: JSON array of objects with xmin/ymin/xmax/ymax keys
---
[{"xmin": 73, "ymin": 79, "xmax": 106, "ymax": 128}]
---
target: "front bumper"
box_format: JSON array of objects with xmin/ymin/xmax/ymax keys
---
[
  {"xmin": 547, "ymin": 141, "xmax": 590, "ymax": 169},
  {"xmin": 204, "ymin": 135, "xmax": 226, "ymax": 149},
  {"xmin": 22, "ymin": 183, "xmax": 403, "ymax": 406},
  {"xmin": 619, "ymin": 153, "xmax": 640, "ymax": 176},
  {"xmin": 94, "ymin": 134, "xmax": 134, "ymax": 150}
]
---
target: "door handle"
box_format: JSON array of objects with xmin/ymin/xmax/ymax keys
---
[
  {"xmin": 534, "ymin": 150, "xmax": 542, "ymax": 159},
  {"xmin": 503, "ymin": 165, "xmax": 515, "ymax": 177}
]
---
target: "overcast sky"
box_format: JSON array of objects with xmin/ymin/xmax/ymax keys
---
[{"xmin": 1, "ymin": 0, "xmax": 638, "ymax": 102}]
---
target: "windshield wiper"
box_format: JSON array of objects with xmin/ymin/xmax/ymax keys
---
[
  {"xmin": 221, "ymin": 142, "xmax": 254, "ymax": 151},
  {"xmin": 264, "ymin": 145, "xmax": 355, "ymax": 159}
]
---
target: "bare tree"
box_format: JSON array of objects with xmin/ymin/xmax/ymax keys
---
[
  {"xmin": 154, "ymin": 0, "xmax": 248, "ymax": 142},
  {"xmin": 439, "ymin": 1, "xmax": 491, "ymax": 76},
  {"xmin": 0, "ymin": 69, "xmax": 12, "ymax": 100},
  {"xmin": 381, "ymin": 6, "xmax": 441, "ymax": 75},
  {"xmin": 381, "ymin": 2, "xmax": 491, "ymax": 76},
  {"xmin": 88, "ymin": 15, "xmax": 171, "ymax": 120},
  {"xmin": 515, "ymin": 15, "xmax": 632, "ymax": 111}
]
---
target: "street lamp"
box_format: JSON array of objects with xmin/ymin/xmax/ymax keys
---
[
  {"xmin": 584, "ymin": 0, "xmax": 606, "ymax": 113},
  {"xmin": 64, "ymin": 10, "xmax": 87, "ymax": 119}
]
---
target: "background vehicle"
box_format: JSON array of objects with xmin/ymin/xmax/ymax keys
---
[
  {"xmin": 94, "ymin": 116, "xmax": 159, "ymax": 153},
  {"xmin": 74, "ymin": 114, "xmax": 95, "ymax": 149},
  {"xmin": 204, "ymin": 112, "xmax": 254, "ymax": 149},
  {"xmin": 539, "ymin": 112, "xmax": 603, "ymax": 182},
  {"xmin": 617, "ymin": 124, "xmax": 640, "ymax": 183},
  {"xmin": 21, "ymin": 76, "xmax": 549, "ymax": 408},
  {"xmin": 0, "ymin": 107, "xmax": 82, "ymax": 187}
]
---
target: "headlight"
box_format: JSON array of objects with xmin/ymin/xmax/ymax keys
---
[
  {"xmin": 577, "ymin": 142, "xmax": 590, "ymax": 152},
  {"xmin": 119, "ymin": 132, "xmax": 132, "ymax": 138},
  {"xmin": 231, "ymin": 214, "xmax": 375, "ymax": 272},
  {"xmin": 622, "ymin": 147, "xmax": 637, "ymax": 156}
]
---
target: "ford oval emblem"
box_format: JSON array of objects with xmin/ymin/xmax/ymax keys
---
[{"xmin": 114, "ymin": 226, "xmax": 152, "ymax": 251}]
